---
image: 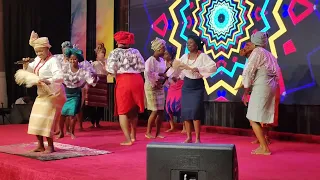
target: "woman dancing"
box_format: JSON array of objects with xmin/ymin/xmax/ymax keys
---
[
  {"xmin": 85, "ymin": 43, "xmax": 109, "ymax": 128},
  {"xmin": 144, "ymin": 37, "xmax": 167, "ymax": 139},
  {"xmin": 106, "ymin": 31, "xmax": 145, "ymax": 145},
  {"xmin": 57, "ymin": 48, "xmax": 97, "ymax": 139},
  {"xmin": 174, "ymin": 35, "xmax": 216, "ymax": 143},
  {"xmin": 163, "ymin": 45, "xmax": 185, "ymax": 133},
  {"xmin": 239, "ymin": 31, "xmax": 280, "ymax": 155},
  {"xmin": 22, "ymin": 31, "xmax": 66, "ymax": 153}
]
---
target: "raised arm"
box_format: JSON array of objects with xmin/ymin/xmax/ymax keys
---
[{"xmin": 197, "ymin": 54, "xmax": 217, "ymax": 78}]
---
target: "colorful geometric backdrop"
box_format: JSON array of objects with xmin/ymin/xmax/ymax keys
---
[{"xmin": 130, "ymin": 0, "xmax": 320, "ymax": 104}]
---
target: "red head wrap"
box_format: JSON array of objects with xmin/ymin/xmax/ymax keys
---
[{"xmin": 114, "ymin": 31, "xmax": 135, "ymax": 45}]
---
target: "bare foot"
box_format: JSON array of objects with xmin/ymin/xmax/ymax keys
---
[
  {"xmin": 145, "ymin": 134, "xmax": 155, "ymax": 139},
  {"xmin": 30, "ymin": 147, "xmax": 45, "ymax": 153},
  {"xmin": 131, "ymin": 139, "xmax": 136, "ymax": 142},
  {"xmin": 183, "ymin": 138, "xmax": 192, "ymax": 143},
  {"xmin": 54, "ymin": 131, "xmax": 60, "ymax": 135},
  {"xmin": 56, "ymin": 133, "xmax": 64, "ymax": 139},
  {"xmin": 66, "ymin": 131, "xmax": 71, "ymax": 135},
  {"xmin": 165, "ymin": 128, "xmax": 174, "ymax": 132},
  {"xmin": 194, "ymin": 139, "xmax": 201, "ymax": 143},
  {"xmin": 120, "ymin": 141, "xmax": 133, "ymax": 146},
  {"xmin": 181, "ymin": 130, "xmax": 186, "ymax": 134},
  {"xmin": 71, "ymin": 134, "xmax": 76, "ymax": 139},
  {"xmin": 42, "ymin": 147, "xmax": 55, "ymax": 154},
  {"xmin": 251, "ymin": 147, "xmax": 271, "ymax": 155},
  {"xmin": 251, "ymin": 139, "xmax": 259, "ymax": 144},
  {"xmin": 156, "ymin": 134, "xmax": 165, "ymax": 138}
]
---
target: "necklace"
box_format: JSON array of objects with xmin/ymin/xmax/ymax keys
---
[
  {"xmin": 187, "ymin": 51, "xmax": 201, "ymax": 65},
  {"xmin": 34, "ymin": 54, "xmax": 52, "ymax": 75}
]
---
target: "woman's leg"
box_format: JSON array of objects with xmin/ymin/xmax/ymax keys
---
[
  {"xmin": 155, "ymin": 110, "xmax": 164, "ymax": 138},
  {"xmin": 181, "ymin": 121, "xmax": 186, "ymax": 133},
  {"xmin": 119, "ymin": 114, "xmax": 132, "ymax": 145},
  {"xmin": 184, "ymin": 120, "xmax": 192, "ymax": 143},
  {"xmin": 65, "ymin": 117, "xmax": 71, "ymax": 135},
  {"xmin": 166, "ymin": 114, "xmax": 175, "ymax": 132},
  {"xmin": 250, "ymin": 120, "xmax": 271, "ymax": 155},
  {"xmin": 145, "ymin": 111, "xmax": 157, "ymax": 138},
  {"xmin": 44, "ymin": 137, "xmax": 55, "ymax": 153},
  {"xmin": 70, "ymin": 116, "xmax": 77, "ymax": 139},
  {"xmin": 77, "ymin": 110, "xmax": 83, "ymax": 130},
  {"xmin": 56, "ymin": 115, "xmax": 66, "ymax": 139},
  {"xmin": 193, "ymin": 120, "xmax": 201, "ymax": 143},
  {"xmin": 31, "ymin": 135, "xmax": 45, "ymax": 152}
]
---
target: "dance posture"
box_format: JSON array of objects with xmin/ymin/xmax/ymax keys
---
[
  {"xmin": 239, "ymin": 31, "xmax": 280, "ymax": 155},
  {"xmin": 22, "ymin": 31, "xmax": 66, "ymax": 153},
  {"xmin": 57, "ymin": 48, "xmax": 97, "ymax": 139},
  {"xmin": 163, "ymin": 45, "xmax": 185, "ymax": 133},
  {"xmin": 174, "ymin": 35, "xmax": 216, "ymax": 143},
  {"xmin": 106, "ymin": 31, "xmax": 145, "ymax": 145},
  {"xmin": 239, "ymin": 41, "xmax": 280, "ymax": 145},
  {"xmin": 144, "ymin": 37, "xmax": 167, "ymax": 139},
  {"xmin": 86, "ymin": 43, "xmax": 108, "ymax": 128}
]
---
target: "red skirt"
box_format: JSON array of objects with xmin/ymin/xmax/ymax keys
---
[{"xmin": 114, "ymin": 73, "xmax": 145, "ymax": 116}]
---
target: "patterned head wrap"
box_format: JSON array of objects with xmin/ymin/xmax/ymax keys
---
[
  {"xmin": 187, "ymin": 35, "xmax": 204, "ymax": 51},
  {"xmin": 29, "ymin": 31, "xmax": 51, "ymax": 49},
  {"xmin": 95, "ymin": 43, "xmax": 106, "ymax": 54},
  {"xmin": 114, "ymin": 31, "xmax": 135, "ymax": 45},
  {"xmin": 166, "ymin": 45, "xmax": 177, "ymax": 60},
  {"xmin": 251, "ymin": 31, "xmax": 269, "ymax": 47},
  {"xmin": 151, "ymin": 37, "xmax": 166, "ymax": 51},
  {"xmin": 64, "ymin": 48, "xmax": 84, "ymax": 62},
  {"xmin": 61, "ymin": 41, "xmax": 72, "ymax": 49}
]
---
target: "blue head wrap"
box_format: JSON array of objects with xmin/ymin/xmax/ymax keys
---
[
  {"xmin": 64, "ymin": 48, "xmax": 84, "ymax": 62},
  {"xmin": 166, "ymin": 45, "xmax": 177, "ymax": 60}
]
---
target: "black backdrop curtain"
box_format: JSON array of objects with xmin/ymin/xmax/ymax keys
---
[
  {"xmin": 3, "ymin": 0, "xmax": 71, "ymax": 105},
  {"xmin": 86, "ymin": 0, "xmax": 96, "ymax": 61}
]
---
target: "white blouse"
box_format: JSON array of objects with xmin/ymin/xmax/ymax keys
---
[
  {"xmin": 164, "ymin": 65, "xmax": 185, "ymax": 87},
  {"xmin": 61, "ymin": 63, "xmax": 96, "ymax": 88},
  {"xmin": 178, "ymin": 53, "xmax": 217, "ymax": 79},
  {"xmin": 106, "ymin": 48, "xmax": 145, "ymax": 75},
  {"xmin": 92, "ymin": 60, "xmax": 108, "ymax": 75},
  {"xmin": 144, "ymin": 56, "xmax": 166, "ymax": 88},
  {"xmin": 26, "ymin": 56, "xmax": 63, "ymax": 93}
]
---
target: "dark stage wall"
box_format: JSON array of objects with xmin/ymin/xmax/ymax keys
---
[{"xmin": 2, "ymin": 0, "xmax": 71, "ymax": 105}]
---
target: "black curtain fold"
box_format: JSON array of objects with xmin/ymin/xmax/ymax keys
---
[
  {"xmin": 3, "ymin": 0, "xmax": 71, "ymax": 105},
  {"xmin": 86, "ymin": 0, "xmax": 96, "ymax": 61}
]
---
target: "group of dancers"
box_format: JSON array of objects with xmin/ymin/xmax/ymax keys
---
[{"xmin": 17, "ymin": 29, "xmax": 281, "ymax": 155}]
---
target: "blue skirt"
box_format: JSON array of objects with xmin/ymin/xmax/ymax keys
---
[
  {"xmin": 61, "ymin": 87, "xmax": 82, "ymax": 116},
  {"xmin": 181, "ymin": 77, "xmax": 205, "ymax": 121}
]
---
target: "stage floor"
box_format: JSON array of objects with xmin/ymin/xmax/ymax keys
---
[{"xmin": 0, "ymin": 122, "xmax": 320, "ymax": 180}]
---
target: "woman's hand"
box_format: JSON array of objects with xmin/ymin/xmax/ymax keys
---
[
  {"xmin": 22, "ymin": 57, "xmax": 30, "ymax": 70},
  {"xmin": 191, "ymin": 67, "xmax": 199, "ymax": 73},
  {"xmin": 242, "ymin": 94, "xmax": 249, "ymax": 106},
  {"xmin": 39, "ymin": 79, "xmax": 51, "ymax": 85}
]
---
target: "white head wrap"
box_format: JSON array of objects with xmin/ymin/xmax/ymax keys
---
[
  {"xmin": 251, "ymin": 31, "xmax": 268, "ymax": 47},
  {"xmin": 151, "ymin": 37, "xmax": 166, "ymax": 51}
]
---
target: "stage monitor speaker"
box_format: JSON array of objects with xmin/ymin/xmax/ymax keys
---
[{"xmin": 147, "ymin": 142, "xmax": 238, "ymax": 180}]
